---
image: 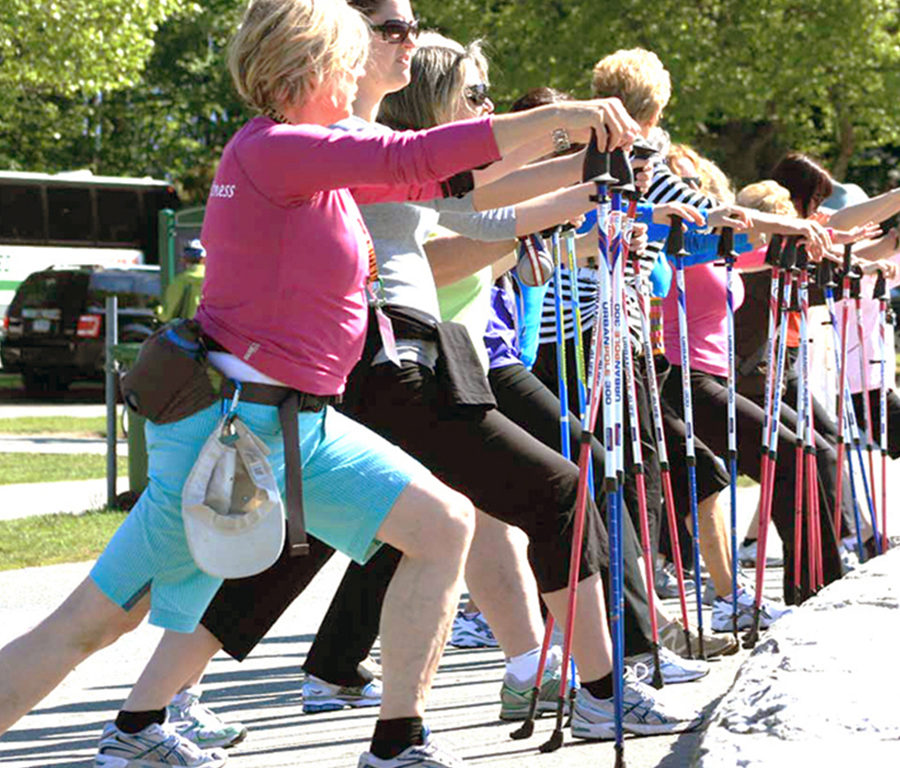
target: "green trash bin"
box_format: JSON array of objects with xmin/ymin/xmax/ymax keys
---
[{"xmin": 111, "ymin": 342, "xmax": 148, "ymax": 495}]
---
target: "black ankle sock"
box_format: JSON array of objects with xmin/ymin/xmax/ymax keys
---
[
  {"xmin": 742, "ymin": 536, "xmax": 757, "ymax": 547},
  {"xmin": 115, "ymin": 708, "xmax": 166, "ymax": 734},
  {"xmin": 582, "ymin": 675, "xmax": 614, "ymax": 701},
  {"xmin": 370, "ymin": 716, "xmax": 425, "ymax": 759}
]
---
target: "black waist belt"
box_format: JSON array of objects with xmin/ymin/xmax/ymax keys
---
[{"xmin": 220, "ymin": 378, "xmax": 338, "ymax": 559}]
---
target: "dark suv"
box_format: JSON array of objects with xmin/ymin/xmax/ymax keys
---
[{"xmin": 1, "ymin": 265, "xmax": 161, "ymax": 394}]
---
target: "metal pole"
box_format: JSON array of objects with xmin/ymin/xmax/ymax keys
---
[
  {"xmin": 105, "ymin": 295, "xmax": 118, "ymax": 508},
  {"xmin": 158, "ymin": 208, "xmax": 176, "ymax": 294}
]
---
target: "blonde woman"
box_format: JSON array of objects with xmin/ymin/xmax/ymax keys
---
[{"xmin": 0, "ymin": 2, "xmax": 641, "ymax": 767}]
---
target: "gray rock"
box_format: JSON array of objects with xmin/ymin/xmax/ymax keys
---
[{"xmin": 695, "ymin": 548, "xmax": 900, "ymax": 767}]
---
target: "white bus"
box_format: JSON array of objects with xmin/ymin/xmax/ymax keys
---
[{"xmin": 0, "ymin": 170, "xmax": 180, "ymax": 321}]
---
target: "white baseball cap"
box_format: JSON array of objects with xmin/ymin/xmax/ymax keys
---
[{"xmin": 182, "ymin": 417, "xmax": 284, "ymax": 578}]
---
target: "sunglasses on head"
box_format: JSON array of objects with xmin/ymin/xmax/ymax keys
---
[
  {"xmin": 681, "ymin": 175, "xmax": 701, "ymax": 188},
  {"xmin": 464, "ymin": 84, "xmax": 491, "ymax": 107},
  {"xmin": 371, "ymin": 18, "xmax": 420, "ymax": 44}
]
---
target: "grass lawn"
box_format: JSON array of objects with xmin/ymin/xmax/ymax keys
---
[
  {"xmin": 0, "ymin": 415, "xmax": 120, "ymax": 437},
  {"xmin": 0, "ymin": 453, "xmax": 128, "ymax": 485},
  {"xmin": 0, "ymin": 509, "xmax": 127, "ymax": 571}
]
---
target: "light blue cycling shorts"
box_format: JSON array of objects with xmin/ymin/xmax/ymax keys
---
[{"xmin": 91, "ymin": 401, "xmax": 430, "ymax": 632}]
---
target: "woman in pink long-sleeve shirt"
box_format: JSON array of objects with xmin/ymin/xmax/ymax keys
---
[{"xmin": 0, "ymin": 2, "xmax": 643, "ymax": 766}]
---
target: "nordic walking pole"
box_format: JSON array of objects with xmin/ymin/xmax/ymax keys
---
[
  {"xmin": 603, "ymin": 146, "xmax": 628, "ymax": 768},
  {"xmin": 538, "ymin": 128, "xmax": 616, "ymax": 756},
  {"xmin": 821, "ymin": 258, "xmax": 868, "ymax": 562},
  {"xmin": 745, "ymin": 236, "xmax": 798, "ymax": 648},
  {"xmin": 511, "ymin": 229, "xmax": 569, "ymax": 742},
  {"xmin": 717, "ymin": 226, "xmax": 741, "ymax": 640},
  {"xmin": 834, "ymin": 246, "xmax": 854, "ymax": 541},
  {"xmin": 790, "ymin": 248, "xmax": 808, "ymax": 594},
  {"xmin": 852, "ymin": 272, "xmax": 883, "ymax": 553},
  {"xmin": 753, "ymin": 234, "xmax": 786, "ymax": 583},
  {"xmin": 633, "ymin": 254, "xmax": 694, "ymax": 656},
  {"xmin": 667, "ymin": 214, "xmax": 706, "ymax": 659},
  {"xmin": 875, "ymin": 270, "xmax": 891, "ymax": 551},
  {"xmin": 612, "ymin": 149, "xmax": 664, "ymax": 689},
  {"xmin": 845, "ymin": 269, "xmax": 877, "ymax": 559},
  {"xmin": 795, "ymin": 247, "xmax": 818, "ymax": 595}
]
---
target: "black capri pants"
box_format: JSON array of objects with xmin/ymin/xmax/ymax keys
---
[{"xmin": 661, "ymin": 362, "xmax": 843, "ymax": 603}]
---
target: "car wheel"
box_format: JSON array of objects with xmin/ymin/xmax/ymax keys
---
[{"xmin": 22, "ymin": 369, "xmax": 52, "ymax": 397}]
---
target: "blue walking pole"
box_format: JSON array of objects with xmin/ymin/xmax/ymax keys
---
[
  {"xmin": 666, "ymin": 215, "xmax": 706, "ymax": 660},
  {"xmin": 539, "ymin": 129, "xmax": 617, "ymax": 756},
  {"xmin": 717, "ymin": 227, "xmax": 741, "ymax": 640}
]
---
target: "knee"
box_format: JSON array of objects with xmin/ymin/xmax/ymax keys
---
[{"xmin": 425, "ymin": 488, "xmax": 475, "ymax": 560}]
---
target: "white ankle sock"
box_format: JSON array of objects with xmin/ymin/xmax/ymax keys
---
[{"xmin": 505, "ymin": 647, "xmax": 541, "ymax": 684}]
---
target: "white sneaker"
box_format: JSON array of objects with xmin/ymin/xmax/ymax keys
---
[
  {"xmin": 94, "ymin": 722, "xmax": 226, "ymax": 767},
  {"xmin": 570, "ymin": 674, "xmax": 703, "ymax": 740},
  {"xmin": 358, "ymin": 738, "xmax": 466, "ymax": 768},
  {"xmin": 302, "ymin": 673, "xmax": 382, "ymax": 714},
  {"xmin": 654, "ymin": 561, "xmax": 696, "ymax": 599},
  {"xmin": 448, "ymin": 611, "xmax": 498, "ymax": 649},
  {"xmin": 710, "ymin": 587, "xmax": 792, "ymax": 633},
  {"xmin": 167, "ymin": 687, "xmax": 246, "ymax": 749},
  {"xmin": 626, "ymin": 647, "xmax": 709, "ymax": 685},
  {"xmin": 738, "ymin": 539, "xmax": 783, "ymax": 567}
]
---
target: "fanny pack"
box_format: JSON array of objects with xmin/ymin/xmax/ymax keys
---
[
  {"xmin": 119, "ymin": 319, "xmax": 218, "ymax": 424},
  {"xmin": 384, "ymin": 304, "xmax": 497, "ymax": 412}
]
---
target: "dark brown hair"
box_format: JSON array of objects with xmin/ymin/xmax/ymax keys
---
[
  {"xmin": 770, "ymin": 152, "xmax": 834, "ymax": 218},
  {"xmin": 345, "ymin": 0, "xmax": 383, "ymax": 17},
  {"xmin": 509, "ymin": 87, "xmax": 573, "ymax": 113}
]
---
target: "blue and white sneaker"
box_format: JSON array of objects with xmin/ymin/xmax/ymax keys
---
[
  {"xmin": 570, "ymin": 673, "xmax": 703, "ymax": 740},
  {"xmin": 94, "ymin": 721, "xmax": 227, "ymax": 767},
  {"xmin": 302, "ymin": 673, "xmax": 382, "ymax": 714},
  {"xmin": 167, "ymin": 687, "xmax": 247, "ymax": 750},
  {"xmin": 358, "ymin": 738, "xmax": 465, "ymax": 768},
  {"xmin": 626, "ymin": 647, "xmax": 709, "ymax": 685},
  {"xmin": 710, "ymin": 587, "xmax": 792, "ymax": 633},
  {"xmin": 448, "ymin": 611, "xmax": 498, "ymax": 649}
]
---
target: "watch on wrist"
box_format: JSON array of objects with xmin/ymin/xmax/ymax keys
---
[{"xmin": 551, "ymin": 127, "xmax": 571, "ymax": 155}]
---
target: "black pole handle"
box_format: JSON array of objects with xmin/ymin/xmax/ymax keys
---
[
  {"xmin": 582, "ymin": 128, "xmax": 616, "ymax": 185},
  {"xmin": 665, "ymin": 215, "xmax": 686, "ymax": 256},
  {"xmin": 780, "ymin": 235, "xmax": 799, "ymax": 270},
  {"xmin": 874, "ymin": 271, "xmax": 887, "ymax": 300},
  {"xmin": 842, "ymin": 243, "xmax": 853, "ymax": 273},
  {"xmin": 764, "ymin": 234, "xmax": 784, "ymax": 266},
  {"xmin": 610, "ymin": 147, "xmax": 636, "ymax": 195},
  {"xmin": 796, "ymin": 243, "xmax": 808, "ymax": 272},
  {"xmin": 817, "ymin": 258, "xmax": 835, "ymax": 289},
  {"xmin": 717, "ymin": 226, "xmax": 735, "ymax": 259}
]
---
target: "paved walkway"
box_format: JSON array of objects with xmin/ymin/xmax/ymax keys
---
[{"xmin": 0, "ymin": 556, "xmax": 790, "ymax": 768}]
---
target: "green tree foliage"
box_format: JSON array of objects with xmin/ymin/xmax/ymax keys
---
[
  {"xmin": 0, "ymin": 0, "xmax": 181, "ymax": 95},
  {"xmin": 1, "ymin": 0, "xmax": 897, "ymax": 196}
]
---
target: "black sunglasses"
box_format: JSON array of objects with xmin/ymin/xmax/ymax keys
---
[
  {"xmin": 464, "ymin": 84, "xmax": 491, "ymax": 107},
  {"xmin": 681, "ymin": 175, "xmax": 701, "ymax": 188},
  {"xmin": 371, "ymin": 18, "xmax": 420, "ymax": 44}
]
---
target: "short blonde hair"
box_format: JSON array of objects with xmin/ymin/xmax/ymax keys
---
[
  {"xmin": 736, "ymin": 180, "xmax": 799, "ymax": 217},
  {"xmin": 667, "ymin": 144, "xmax": 735, "ymax": 204},
  {"xmin": 591, "ymin": 48, "xmax": 671, "ymax": 126},
  {"xmin": 379, "ymin": 32, "xmax": 489, "ymax": 130},
  {"xmin": 228, "ymin": 0, "xmax": 369, "ymax": 115}
]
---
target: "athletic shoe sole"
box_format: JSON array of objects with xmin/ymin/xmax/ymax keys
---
[
  {"xmin": 303, "ymin": 696, "xmax": 381, "ymax": 714},
  {"xmin": 500, "ymin": 698, "xmax": 566, "ymax": 721},
  {"xmin": 95, "ymin": 757, "xmax": 226, "ymax": 768},
  {"xmin": 571, "ymin": 717, "xmax": 697, "ymax": 740}
]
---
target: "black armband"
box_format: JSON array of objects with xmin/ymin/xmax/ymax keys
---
[{"xmin": 441, "ymin": 170, "xmax": 476, "ymax": 199}]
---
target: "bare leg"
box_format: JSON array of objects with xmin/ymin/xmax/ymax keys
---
[
  {"xmin": 122, "ymin": 626, "xmax": 222, "ymax": 711},
  {"xmin": 744, "ymin": 504, "xmax": 761, "ymax": 541},
  {"xmin": 374, "ymin": 476, "xmax": 475, "ymax": 719},
  {"xmin": 691, "ymin": 492, "xmax": 734, "ymax": 598},
  {"xmin": 541, "ymin": 572, "xmax": 612, "ymax": 682},
  {"xmin": 0, "ymin": 578, "xmax": 148, "ymax": 734},
  {"xmin": 464, "ymin": 511, "xmax": 543, "ymax": 657}
]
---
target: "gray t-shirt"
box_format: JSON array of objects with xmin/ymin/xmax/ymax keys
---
[{"xmin": 335, "ymin": 115, "xmax": 518, "ymax": 367}]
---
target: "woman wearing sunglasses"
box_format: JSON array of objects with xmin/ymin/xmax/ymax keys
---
[
  {"xmin": 0, "ymin": 1, "xmax": 644, "ymax": 768},
  {"xmin": 113, "ymin": 8, "xmax": 700, "ymax": 768}
]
